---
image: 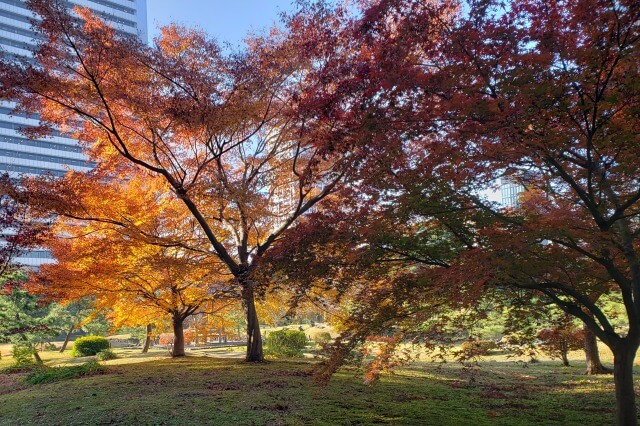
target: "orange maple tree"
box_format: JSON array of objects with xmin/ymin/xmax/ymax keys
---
[
  {"xmin": 27, "ymin": 175, "xmax": 230, "ymax": 356},
  {"xmin": 0, "ymin": 0, "xmax": 371, "ymax": 361}
]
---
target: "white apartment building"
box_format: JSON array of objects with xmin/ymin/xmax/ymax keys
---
[{"xmin": 0, "ymin": 0, "xmax": 148, "ymax": 266}]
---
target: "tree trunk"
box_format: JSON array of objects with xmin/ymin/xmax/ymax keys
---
[
  {"xmin": 561, "ymin": 350, "xmax": 570, "ymax": 367},
  {"xmin": 584, "ymin": 324, "xmax": 612, "ymax": 374},
  {"xmin": 59, "ymin": 325, "xmax": 75, "ymax": 353},
  {"xmin": 32, "ymin": 348, "xmax": 43, "ymax": 365},
  {"xmin": 142, "ymin": 324, "xmax": 152, "ymax": 353},
  {"xmin": 613, "ymin": 342, "xmax": 638, "ymax": 426},
  {"xmin": 172, "ymin": 316, "xmax": 185, "ymax": 357},
  {"xmin": 19, "ymin": 333, "xmax": 42, "ymax": 365},
  {"xmin": 243, "ymin": 286, "xmax": 263, "ymax": 362}
]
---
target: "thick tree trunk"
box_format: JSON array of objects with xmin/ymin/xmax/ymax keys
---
[
  {"xmin": 243, "ymin": 286, "xmax": 263, "ymax": 362},
  {"xmin": 142, "ymin": 324, "xmax": 152, "ymax": 353},
  {"xmin": 613, "ymin": 342, "xmax": 638, "ymax": 426},
  {"xmin": 172, "ymin": 316, "xmax": 185, "ymax": 357},
  {"xmin": 59, "ymin": 325, "xmax": 75, "ymax": 353},
  {"xmin": 584, "ymin": 324, "xmax": 612, "ymax": 374}
]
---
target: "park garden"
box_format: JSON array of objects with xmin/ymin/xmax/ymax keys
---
[{"xmin": 1, "ymin": 0, "xmax": 640, "ymax": 424}]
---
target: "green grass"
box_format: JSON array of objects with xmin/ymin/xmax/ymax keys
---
[
  {"xmin": 0, "ymin": 341, "xmax": 637, "ymax": 425},
  {"xmin": 0, "ymin": 353, "xmax": 635, "ymax": 425}
]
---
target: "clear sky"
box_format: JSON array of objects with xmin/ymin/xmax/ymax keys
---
[{"xmin": 146, "ymin": 1, "xmax": 300, "ymax": 46}]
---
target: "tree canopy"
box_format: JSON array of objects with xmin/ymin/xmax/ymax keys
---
[{"xmin": 1, "ymin": 0, "xmax": 639, "ymax": 424}]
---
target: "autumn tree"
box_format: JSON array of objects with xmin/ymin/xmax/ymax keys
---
[
  {"xmin": 536, "ymin": 316, "xmax": 584, "ymax": 367},
  {"xmin": 0, "ymin": 0, "xmax": 377, "ymax": 361},
  {"xmin": 262, "ymin": 1, "xmax": 640, "ymax": 423},
  {"xmin": 256, "ymin": 0, "xmax": 488, "ymax": 382},
  {"xmin": 429, "ymin": 2, "xmax": 640, "ymax": 423},
  {"xmin": 332, "ymin": 0, "xmax": 640, "ymax": 423},
  {"xmin": 26, "ymin": 176, "xmax": 232, "ymax": 357}
]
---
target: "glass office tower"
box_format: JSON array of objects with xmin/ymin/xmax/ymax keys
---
[
  {"xmin": 0, "ymin": 0, "xmax": 148, "ymax": 266},
  {"xmin": 500, "ymin": 177, "xmax": 525, "ymax": 208}
]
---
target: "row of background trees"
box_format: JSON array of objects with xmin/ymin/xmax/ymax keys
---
[{"xmin": 0, "ymin": 0, "xmax": 638, "ymax": 424}]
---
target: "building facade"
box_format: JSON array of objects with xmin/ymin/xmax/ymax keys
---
[
  {"xmin": 500, "ymin": 177, "xmax": 525, "ymax": 208},
  {"xmin": 0, "ymin": 0, "xmax": 147, "ymax": 266}
]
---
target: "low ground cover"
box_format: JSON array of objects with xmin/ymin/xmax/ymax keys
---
[{"xmin": 0, "ymin": 345, "xmax": 637, "ymax": 425}]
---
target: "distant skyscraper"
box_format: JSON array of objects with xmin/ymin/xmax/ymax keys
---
[
  {"xmin": 500, "ymin": 177, "xmax": 524, "ymax": 208},
  {"xmin": 0, "ymin": 0, "xmax": 148, "ymax": 266}
]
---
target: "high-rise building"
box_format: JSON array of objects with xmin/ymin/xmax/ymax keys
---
[
  {"xmin": 500, "ymin": 176, "xmax": 525, "ymax": 208},
  {"xmin": 0, "ymin": 0, "xmax": 148, "ymax": 266}
]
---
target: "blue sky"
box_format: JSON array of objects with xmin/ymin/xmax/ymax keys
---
[{"xmin": 146, "ymin": 1, "xmax": 299, "ymax": 46}]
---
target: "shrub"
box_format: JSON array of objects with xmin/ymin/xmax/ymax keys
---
[
  {"xmin": 3, "ymin": 363, "xmax": 40, "ymax": 373},
  {"xmin": 71, "ymin": 336, "xmax": 110, "ymax": 357},
  {"xmin": 536, "ymin": 326, "xmax": 584, "ymax": 366},
  {"xmin": 12, "ymin": 342, "xmax": 37, "ymax": 367},
  {"xmin": 460, "ymin": 339, "xmax": 497, "ymax": 357},
  {"xmin": 41, "ymin": 343, "xmax": 57, "ymax": 352},
  {"xmin": 315, "ymin": 332, "xmax": 332, "ymax": 345},
  {"xmin": 265, "ymin": 329, "xmax": 307, "ymax": 358},
  {"xmin": 96, "ymin": 349, "xmax": 118, "ymax": 361},
  {"xmin": 26, "ymin": 361, "xmax": 105, "ymax": 385}
]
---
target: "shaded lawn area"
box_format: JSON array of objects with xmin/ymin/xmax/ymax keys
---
[{"xmin": 0, "ymin": 356, "xmax": 634, "ymax": 425}]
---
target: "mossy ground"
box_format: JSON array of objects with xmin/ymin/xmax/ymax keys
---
[{"xmin": 0, "ymin": 343, "xmax": 638, "ymax": 425}]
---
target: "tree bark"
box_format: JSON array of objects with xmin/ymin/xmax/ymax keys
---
[
  {"xmin": 142, "ymin": 324, "xmax": 152, "ymax": 353},
  {"xmin": 561, "ymin": 350, "xmax": 570, "ymax": 367},
  {"xmin": 59, "ymin": 325, "xmax": 75, "ymax": 353},
  {"xmin": 584, "ymin": 324, "xmax": 612, "ymax": 374},
  {"xmin": 243, "ymin": 285, "xmax": 263, "ymax": 362},
  {"xmin": 172, "ymin": 316, "xmax": 185, "ymax": 357},
  {"xmin": 613, "ymin": 342, "xmax": 638, "ymax": 426},
  {"xmin": 32, "ymin": 348, "xmax": 43, "ymax": 365},
  {"xmin": 19, "ymin": 333, "xmax": 43, "ymax": 365}
]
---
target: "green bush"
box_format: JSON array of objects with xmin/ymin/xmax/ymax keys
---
[
  {"xmin": 314, "ymin": 332, "xmax": 332, "ymax": 345},
  {"xmin": 26, "ymin": 361, "xmax": 105, "ymax": 385},
  {"xmin": 71, "ymin": 336, "xmax": 110, "ymax": 357},
  {"xmin": 96, "ymin": 349, "xmax": 118, "ymax": 361},
  {"xmin": 460, "ymin": 339, "xmax": 497, "ymax": 357},
  {"xmin": 265, "ymin": 329, "xmax": 307, "ymax": 358},
  {"xmin": 12, "ymin": 342, "xmax": 37, "ymax": 367},
  {"xmin": 42, "ymin": 343, "xmax": 57, "ymax": 352}
]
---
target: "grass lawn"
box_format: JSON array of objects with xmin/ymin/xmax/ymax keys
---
[{"xmin": 0, "ymin": 344, "xmax": 638, "ymax": 425}]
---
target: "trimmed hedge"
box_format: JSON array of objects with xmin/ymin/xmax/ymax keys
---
[
  {"xmin": 71, "ymin": 336, "xmax": 110, "ymax": 357},
  {"xmin": 265, "ymin": 329, "xmax": 307, "ymax": 358}
]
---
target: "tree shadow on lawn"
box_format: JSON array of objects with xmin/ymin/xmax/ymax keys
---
[{"xmin": 0, "ymin": 357, "xmax": 629, "ymax": 425}]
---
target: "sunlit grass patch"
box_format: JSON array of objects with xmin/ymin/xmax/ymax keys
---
[{"xmin": 0, "ymin": 354, "xmax": 632, "ymax": 425}]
